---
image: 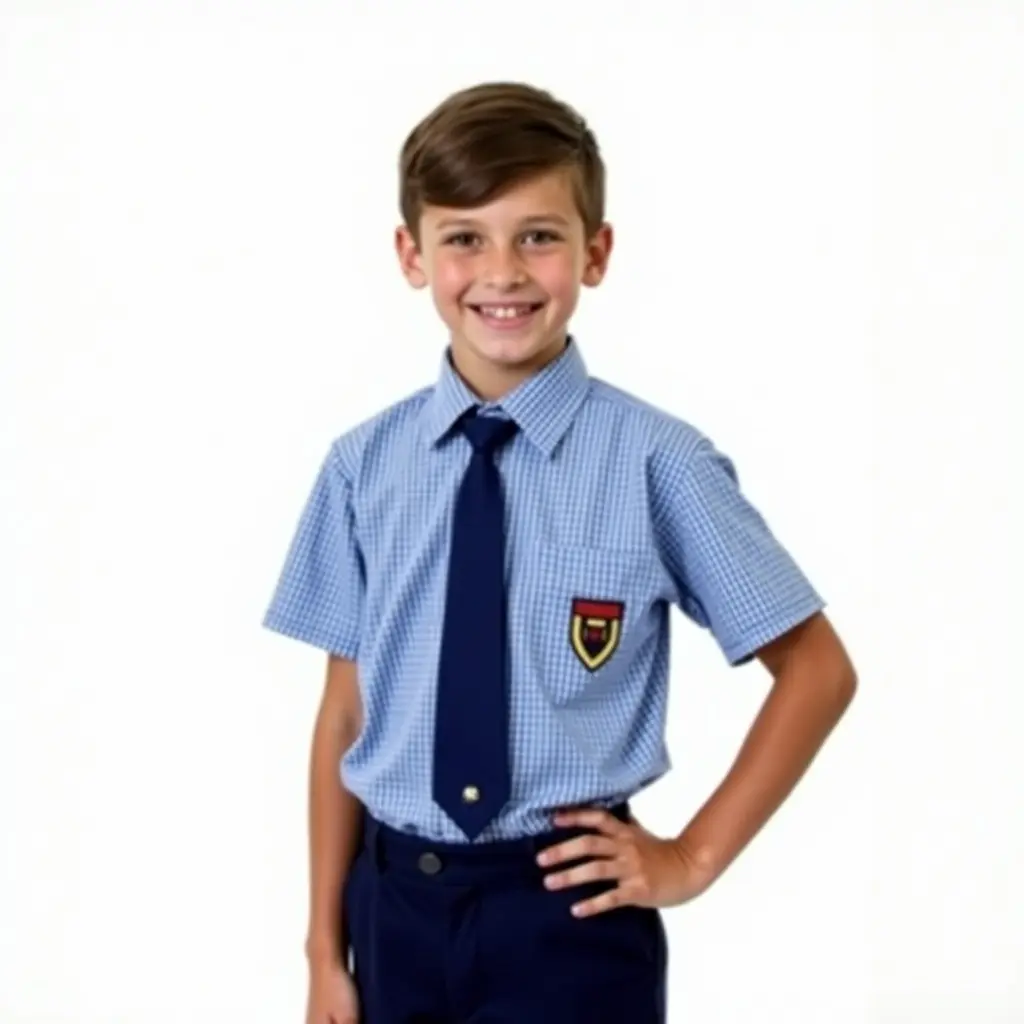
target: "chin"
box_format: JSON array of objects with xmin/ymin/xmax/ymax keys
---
[
  {"xmin": 466, "ymin": 325, "xmax": 566, "ymax": 364},
  {"xmin": 486, "ymin": 340, "xmax": 558, "ymax": 370}
]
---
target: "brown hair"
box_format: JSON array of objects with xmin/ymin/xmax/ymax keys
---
[{"xmin": 399, "ymin": 82, "xmax": 605, "ymax": 243}]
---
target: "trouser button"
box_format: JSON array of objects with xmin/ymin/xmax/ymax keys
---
[{"xmin": 417, "ymin": 852, "xmax": 442, "ymax": 875}]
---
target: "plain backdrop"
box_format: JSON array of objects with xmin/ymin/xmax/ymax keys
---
[{"xmin": 1, "ymin": 2, "xmax": 1020, "ymax": 1022}]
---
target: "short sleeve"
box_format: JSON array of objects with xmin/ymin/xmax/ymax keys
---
[
  {"xmin": 262, "ymin": 443, "xmax": 365, "ymax": 658},
  {"xmin": 652, "ymin": 435, "xmax": 825, "ymax": 666}
]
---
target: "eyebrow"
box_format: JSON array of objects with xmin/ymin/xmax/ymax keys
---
[{"xmin": 434, "ymin": 214, "xmax": 572, "ymax": 231}]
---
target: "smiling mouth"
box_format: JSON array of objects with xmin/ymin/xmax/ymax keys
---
[{"xmin": 468, "ymin": 302, "xmax": 546, "ymax": 326}]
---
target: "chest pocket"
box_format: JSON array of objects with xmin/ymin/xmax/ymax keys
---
[{"xmin": 511, "ymin": 543, "xmax": 667, "ymax": 710}]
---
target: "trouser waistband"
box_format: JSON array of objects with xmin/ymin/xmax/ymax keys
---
[{"xmin": 360, "ymin": 803, "xmax": 631, "ymax": 887}]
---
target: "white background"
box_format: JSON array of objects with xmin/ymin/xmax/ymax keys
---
[{"xmin": 1, "ymin": 2, "xmax": 1020, "ymax": 1021}]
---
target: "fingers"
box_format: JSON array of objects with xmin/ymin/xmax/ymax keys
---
[
  {"xmin": 309, "ymin": 1001, "xmax": 358, "ymax": 1024},
  {"xmin": 307, "ymin": 964, "xmax": 360, "ymax": 1024},
  {"xmin": 569, "ymin": 884, "xmax": 629, "ymax": 919},
  {"xmin": 537, "ymin": 808, "xmax": 649, "ymax": 917},
  {"xmin": 541, "ymin": 844, "xmax": 622, "ymax": 893},
  {"xmin": 552, "ymin": 808, "xmax": 630, "ymax": 837},
  {"xmin": 536, "ymin": 832, "xmax": 618, "ymax": 869},
  {"xmin": 321, "ymin": 1001, "xmax": 359, "ymax": 1024},
  {"xmin": 331, "ymin": 1002, "xmax": 360, "ymax": 1024}
]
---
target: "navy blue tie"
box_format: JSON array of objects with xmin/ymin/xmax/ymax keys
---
[{"xmin": 433, "ymin": 410, "xmax": 519, "ymax": 839}]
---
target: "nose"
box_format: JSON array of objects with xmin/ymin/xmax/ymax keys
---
[{"xmin": 481, "ymin": 244, "xmax": 527, "ymax": 289}]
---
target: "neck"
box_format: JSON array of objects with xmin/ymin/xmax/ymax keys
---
[{"xmin": 450, "ymin": 336, "xmax": 568, "ymax": 402}]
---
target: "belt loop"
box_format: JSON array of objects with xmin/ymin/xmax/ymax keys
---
[{"xmin": 363, "ymin": 815, "xmax": 384, "ymax": 872}]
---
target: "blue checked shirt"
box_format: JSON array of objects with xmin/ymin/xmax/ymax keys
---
[{"xmin": 263, "ymin": 339, "xmax": 825, "ymax": 842}]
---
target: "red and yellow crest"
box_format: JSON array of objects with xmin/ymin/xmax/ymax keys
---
[{"xmin": 569, "ymin": 598, "xmax": 625, "ymax": 672}]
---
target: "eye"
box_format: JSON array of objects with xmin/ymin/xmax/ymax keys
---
[
  {"xmin": 522, "ymin": 229, "xmax": 562, "ymax": 245},
  {"xmin": 443, "ymin": 232, "xmax": 480, "ymax": 248}
]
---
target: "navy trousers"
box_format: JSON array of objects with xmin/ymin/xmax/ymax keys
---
[{"xmin": 343, "ymin": 806, "xmax": 667, "ymax": 1023}]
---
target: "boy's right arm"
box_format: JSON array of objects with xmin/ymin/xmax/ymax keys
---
[{"xmin": 305, "ymin": 653, "xmax": 365, "ymax": 971}]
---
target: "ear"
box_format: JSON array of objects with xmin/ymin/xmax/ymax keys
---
[
  {"xmin": 581, "ymin": 223, "xmax": 614, "ymax": 288},
  {"xmin": 395, "ymin": 225, "xmax": 429, "ymax": 289}
]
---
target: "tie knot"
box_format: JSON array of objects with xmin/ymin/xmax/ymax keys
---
[{"xmin": 460, "ymin": 412, "xmax": 518, "ymax": 454}]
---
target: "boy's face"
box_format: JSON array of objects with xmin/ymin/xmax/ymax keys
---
[{"xmin": 396, "ymin": 169, "xmax": 613, "ymax": 398}]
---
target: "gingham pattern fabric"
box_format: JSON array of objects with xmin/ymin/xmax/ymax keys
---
[{"xmin": 263, "ymin": 339, "xmax": 825, "ymax": 842}]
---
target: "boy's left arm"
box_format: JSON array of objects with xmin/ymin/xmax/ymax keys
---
[
  {"xmin": 542, "ymin": 611, "xmax": 856, "ymax": 915},
  {"xmin": 541, "ymin": 437, "xmax": 856, "ymax": 915},
  {"xmin": 669, "ymin": 609, "xmax": 856, "ymax": 881}
]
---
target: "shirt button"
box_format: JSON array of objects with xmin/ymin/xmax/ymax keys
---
[{"xmin": 462, "ymin": 785, "xmax": 481, "ymax": 804}]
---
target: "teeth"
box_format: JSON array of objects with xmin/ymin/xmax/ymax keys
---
[{"xmin": 477, "ymin": 305, "xmax": 535, "ymax": 319}]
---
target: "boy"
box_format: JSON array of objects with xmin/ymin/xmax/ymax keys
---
[{"xmin": 263, "ymin": 81, "xmax": 856, "ymax": 1024}]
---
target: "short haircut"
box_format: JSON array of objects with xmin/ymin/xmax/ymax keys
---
[{"xmin": 399, "ymin": 82, "xmax": 605, "ymax": 242}]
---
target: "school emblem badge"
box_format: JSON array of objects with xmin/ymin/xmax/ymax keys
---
[{"xmin": 569, "ymin": 598, "xmax": 625, "ymax": 672}]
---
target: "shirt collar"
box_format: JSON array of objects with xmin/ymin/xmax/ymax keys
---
[{"xmin": 422, "ymin": 336, "xmax": 591, "ymax": 458}]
